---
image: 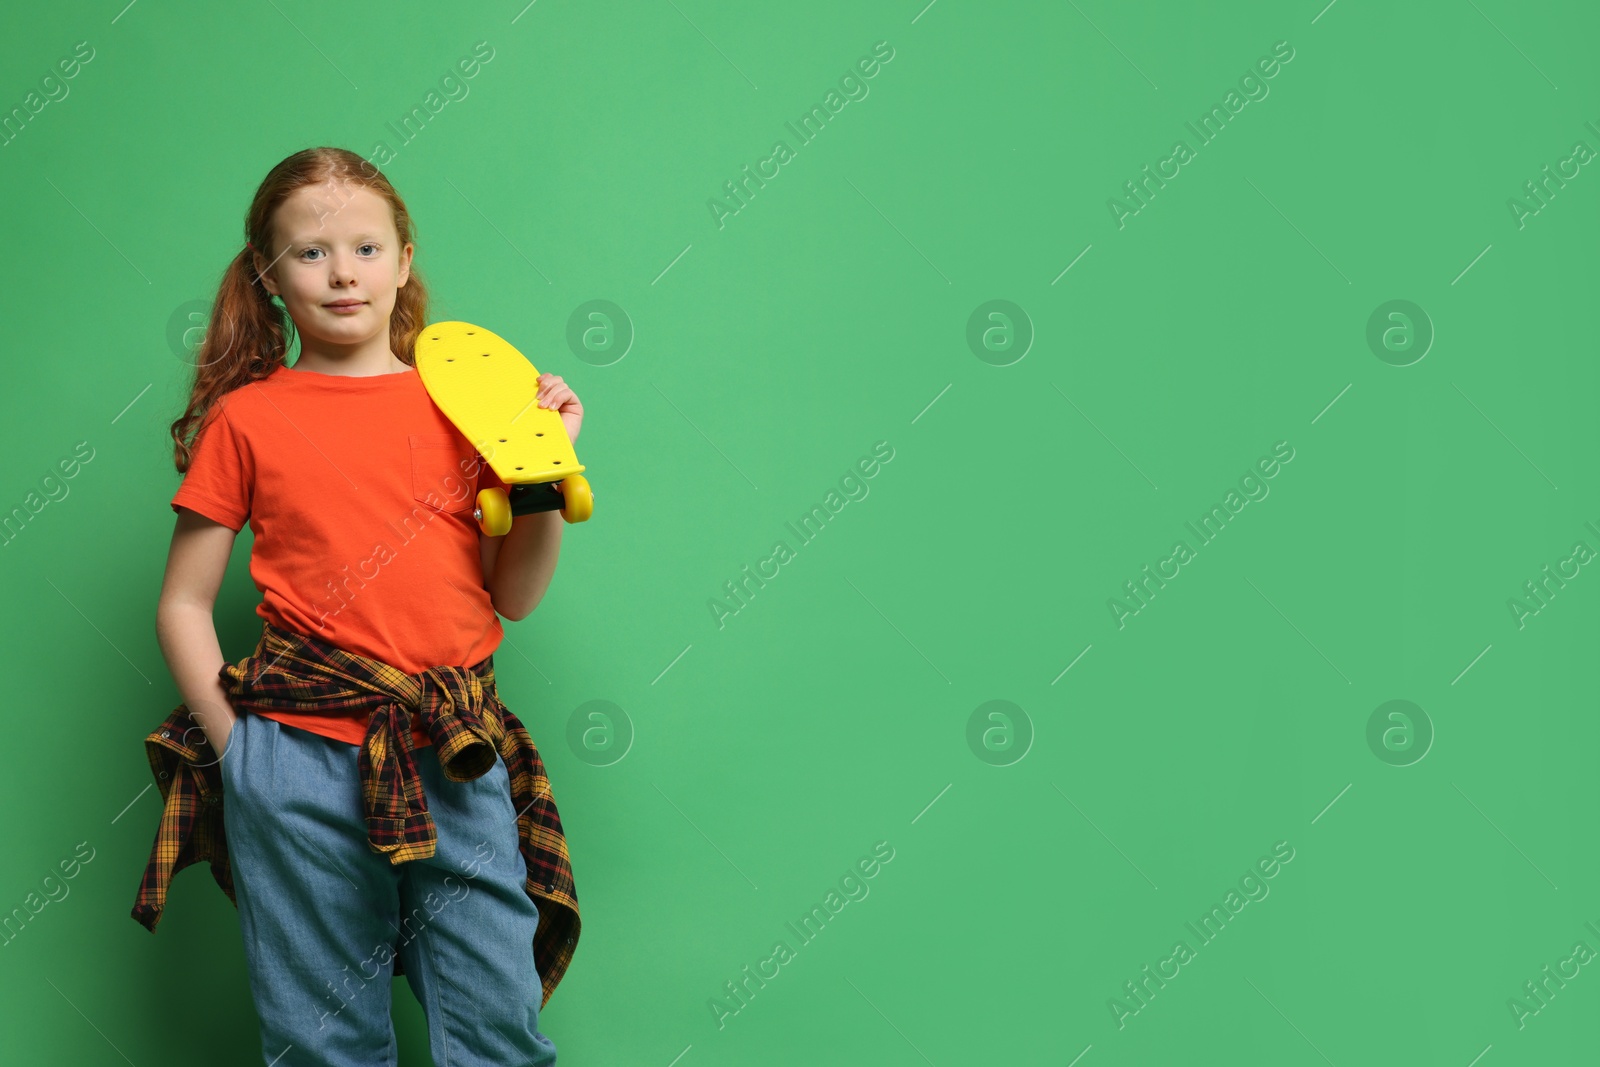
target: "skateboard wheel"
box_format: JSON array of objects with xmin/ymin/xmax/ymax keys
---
[
  {"xmin": 558, "ymin": 474, "xmax": 593, "ymax": 523},
  {"xmin": 475, "ymin": 487, "xmax": 513, "ymax": 536}
]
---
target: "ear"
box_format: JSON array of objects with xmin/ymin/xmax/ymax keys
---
[
  {"xmin": 397, "ymin": 241, "xmax": 414, "ymax": 289},
  {"xmin": 252, "ymin": 251, "xmax": 279, "ymax": 297}
]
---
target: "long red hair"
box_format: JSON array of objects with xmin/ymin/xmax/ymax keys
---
[{"xmin": 169, "ymin": 147, "xmax": 429, "ymax": 472}]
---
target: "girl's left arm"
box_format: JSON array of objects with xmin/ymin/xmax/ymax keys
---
[{"xmin": 484, "ymin": 374, "xmax": 584, "ymax": 622}]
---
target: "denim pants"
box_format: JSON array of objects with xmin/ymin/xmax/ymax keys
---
[{"xmin": 220, "ymin": 710, "xmax": 558, "ymax": 1066}]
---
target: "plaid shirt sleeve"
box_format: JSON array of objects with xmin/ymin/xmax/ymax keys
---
[
  {"xmin": 495, "ymin": 699, "xmax": 580, "ymax": 1006},
  {"xmin": 130, "ymin": 706, "xmax": 233, "ymax": 931}
]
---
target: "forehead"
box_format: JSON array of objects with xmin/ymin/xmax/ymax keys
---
[{"xmin": 274, "ymin": 181, "xmax": 396, "ymax": 243}]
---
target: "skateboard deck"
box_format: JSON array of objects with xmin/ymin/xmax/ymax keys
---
[{"xmin": 415, "ymin": 321, "xmax": 585, "ymax": 486}]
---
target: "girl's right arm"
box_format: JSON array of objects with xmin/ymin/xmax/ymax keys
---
[{"xmin": 155, "ymin": 507, "xmax": 241, "ymax": 761}]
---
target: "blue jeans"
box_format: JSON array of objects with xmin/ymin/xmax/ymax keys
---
[{"xmin": 220, "ymin": 711, "xmax": 558, "ymax": 1066}]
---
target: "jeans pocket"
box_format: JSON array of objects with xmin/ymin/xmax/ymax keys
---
[{"xmin": 409, "ymin": 433, "xmax": 476, "ymax": 514}]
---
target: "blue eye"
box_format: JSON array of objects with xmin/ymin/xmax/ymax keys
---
[
  {"xmin": 359, "ymin": 243, "xmax": 378, "ymax": 255},
  {"xmin": 301, "ymin": 247, "xmax": 323, "ymax": 261}
]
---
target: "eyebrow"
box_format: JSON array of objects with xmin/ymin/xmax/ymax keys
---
[{"xmin": 284, "ymin": 233, "xmax": 388, "ymax": 244}]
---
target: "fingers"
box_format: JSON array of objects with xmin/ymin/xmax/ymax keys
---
[{"xmin": 536, "ymin": 375, "xmax": 573, "ymax": 410}]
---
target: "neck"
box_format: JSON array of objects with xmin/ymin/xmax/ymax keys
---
[
  {"xmin": 292, "ymin": 349, "xmax": 409, "ymax": 376},
  {"xmin": 290, "ymin": 316, "xmax": 412, "ymax": 375}
]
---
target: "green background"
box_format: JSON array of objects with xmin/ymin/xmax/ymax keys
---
[{"xmin": 2, "ymin": 0, "xmax": 1597, "ymax": 1063}]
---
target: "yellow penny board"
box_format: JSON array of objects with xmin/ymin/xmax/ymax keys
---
[{"xmin": 415, "ymin": 321, "xmax": 584, "ymax": 486}]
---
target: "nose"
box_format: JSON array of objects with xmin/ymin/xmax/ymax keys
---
[{"xmin": 327, "ymin": 251, "xmax": 359, "ymax": 287}]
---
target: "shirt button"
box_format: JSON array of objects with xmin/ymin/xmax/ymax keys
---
[{"xmin": 161, "ymin": 730, "xmax": 171, "ymax": 738}]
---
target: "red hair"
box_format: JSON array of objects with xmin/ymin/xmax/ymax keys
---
[{"xmin": 169, "ymin": 147, "xmax": 429, "ymax": 472}]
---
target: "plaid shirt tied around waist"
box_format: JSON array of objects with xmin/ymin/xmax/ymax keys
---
[{"xmin": 130, "ymin": 621, "xmax": 580, "ymax": 1007}]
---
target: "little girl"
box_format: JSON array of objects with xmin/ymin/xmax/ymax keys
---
[{"xmin": 143, "ymin": 146, "xmax": 580, "ymax": 1066}]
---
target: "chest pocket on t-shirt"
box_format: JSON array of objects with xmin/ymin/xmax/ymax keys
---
[{"xmin": 409, "ymin": 433, "xmax": 476, "ymax": 515}]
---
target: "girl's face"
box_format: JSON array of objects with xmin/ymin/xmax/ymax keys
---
[{"xmin": 253, "ymin": 182, "xmax": 413, "ymax": 350}]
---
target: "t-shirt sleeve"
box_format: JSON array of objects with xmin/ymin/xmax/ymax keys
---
[{"xmin": 171, "ymin": 405, "xmax": 252, "ymax": 531}]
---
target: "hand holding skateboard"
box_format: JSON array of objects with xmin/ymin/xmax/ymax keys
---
[
  {"xmin": 415, "ymin": 320, "xmax": 595, "ymax": 536},
  {"xmin": 532, "ymin": 372, "xmax": 584, "ymax": 448}
]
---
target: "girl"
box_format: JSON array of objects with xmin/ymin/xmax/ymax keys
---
[{"xmin": 152, "ymin": 146, "xmax": 580, "ymax": 1066}]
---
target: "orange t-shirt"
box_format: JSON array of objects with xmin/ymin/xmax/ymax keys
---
[{"xmin": 171, "ymin": 361, "xmax": 508, "ymax": 747}]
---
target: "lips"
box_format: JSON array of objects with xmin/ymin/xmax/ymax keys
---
[{"xmin": 325, "ymin": 300, "xmax": 365, "ymax": 308}]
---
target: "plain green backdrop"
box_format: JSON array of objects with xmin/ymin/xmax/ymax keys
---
[{"xmin": 2, "ymin": 0, "xmax": 1597, "ymax": 1063}]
